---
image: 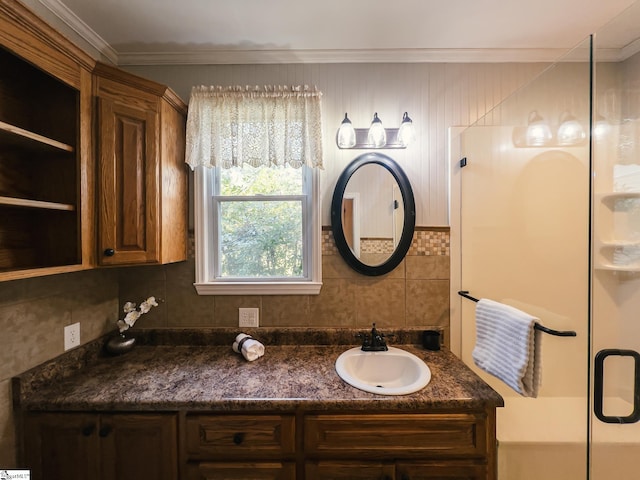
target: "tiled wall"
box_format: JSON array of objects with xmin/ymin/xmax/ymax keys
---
[
  {"xmin": 0, "ymin": 269, "xmax": 119, "ymax": 466},
  {"xmin": 118, "ymin": 227, "xmax": 450, "ymax": 332}
]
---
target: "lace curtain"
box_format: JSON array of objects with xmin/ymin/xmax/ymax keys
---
[{"xmin": 185, "ymin": 85, "xmax": 324, "ymax": 169}]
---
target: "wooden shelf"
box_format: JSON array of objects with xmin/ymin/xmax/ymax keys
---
[
  {"xmin": 595, "ymin": 264, "xmax": 640, "ymax": 272},
  {"xmin": 0, "ymin": 120, "xmax": 74, "ymax": 153},
  {"xmin": 0, "ymin": 195, "xmax": 75, "ymax": 211}
]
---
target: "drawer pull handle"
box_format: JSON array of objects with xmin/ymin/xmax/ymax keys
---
[
  {"xmin": 232, "ymin": 432, "xmax": 245, "ymax": 445},
  {"xmin": 103, "ymin": 248, "xmax": 115, "ymax": 257},
  {"xmin": 81, "ymin": 425, "xmax": 95, "ymax": 437}
]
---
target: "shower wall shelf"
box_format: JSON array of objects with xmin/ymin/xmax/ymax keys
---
[
  {"xmin": 597, "ymin": 191, "xmax": 640, "ymax": 202},
  {"xmin": 595, "ymin": 191, "xmax": 640, "ymax": 272}
]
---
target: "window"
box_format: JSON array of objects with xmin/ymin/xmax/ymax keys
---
[{"xmin": 186, "ymin": 85, "xmax": 323, "ymax": 295}]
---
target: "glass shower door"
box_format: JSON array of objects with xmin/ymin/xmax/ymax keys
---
[
  {"xmin": 591, "ymin": 3, "xmax": 640, "ymax": 478},
  {"xmin": 457, "ymin": 38, "xmax": 592, "ymax": 479}
]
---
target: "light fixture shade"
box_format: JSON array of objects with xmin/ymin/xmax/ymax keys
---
[
  {"xmin": 368, "ymin": 112, "xmax": 386, "ymax": 148},
  {"xmin": 556, "ymin": 111, "xmax": 586, "ymax": 146},
  {"xmin": 397, "ymin": 112, "xmax": 415, "ymax": 147},
  {"xmin": 337, "ymin": 113, "xmax": 356, "ymax": 148},
  {"xmin": 525, "ymin": 110, "xmax": 552, "ymax": 147}
]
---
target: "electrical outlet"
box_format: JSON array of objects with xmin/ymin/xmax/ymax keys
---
[
  {"xmin": 238, "ymin": 308, "xmax": 259, "ymax": 328},
  {"xmin": 64, "ymin": 322, "xmax": 80, "ymax": 351}
]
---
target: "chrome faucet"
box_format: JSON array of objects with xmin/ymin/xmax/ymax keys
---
[{"xmin": 358, "ymin": 323, "xmax": 389, "ymax": 351}]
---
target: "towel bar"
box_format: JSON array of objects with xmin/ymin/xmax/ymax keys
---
[{"xmin": 458, "ymin": 290, "xmax": 577, "ymax": 337}]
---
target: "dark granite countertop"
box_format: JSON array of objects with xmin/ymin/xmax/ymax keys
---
[{"xmin": 13, "ymin": 328, "xmax": 503, "ymax": 413}]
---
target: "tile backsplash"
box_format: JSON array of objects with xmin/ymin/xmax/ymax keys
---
[{"xmin": 120, "ymin": 227, "xmax": 450, "ymax": 332}]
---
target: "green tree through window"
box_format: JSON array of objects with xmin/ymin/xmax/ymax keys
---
[{"xmin": 217, "ymin": 165, "xmax": 306, "ymax": 278}]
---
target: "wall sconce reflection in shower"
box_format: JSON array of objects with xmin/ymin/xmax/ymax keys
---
[
  {"xmin": 525, "ymin": 110, "xmax": 553, "ymax": 147},
  {"xmin": 556, "ymin": 111, "xmax": 586, "ymax": 146},
  {"xmin": 336, "ymin": 112, "xmax": 415, "ymax": 149},
  {"xmin": 593, "ymin": 114, "xmax": 610, "ymax": 141}
]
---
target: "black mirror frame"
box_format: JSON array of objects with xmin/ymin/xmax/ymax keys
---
[{"xmin": 331, "ymin": 152, "xmax": 416, "ymax": 276}]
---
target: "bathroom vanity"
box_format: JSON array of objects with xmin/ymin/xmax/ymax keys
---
[{"xmin": 13, "ymin": 329, "xmax": 503, "ymax": 480}]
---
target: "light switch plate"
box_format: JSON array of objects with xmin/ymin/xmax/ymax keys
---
[{"xmin": 239, "ymin": 308, "xmax": 259, "ymax": 328}]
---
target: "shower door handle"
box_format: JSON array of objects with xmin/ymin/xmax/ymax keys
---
[{"xmin": 594, "ymin": 349, "xmax": 640, "ymax": 424}]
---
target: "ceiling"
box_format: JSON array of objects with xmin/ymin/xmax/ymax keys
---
[{"xmin": 37, "ymin": 0, "xmax": 639, "ymax": 65}]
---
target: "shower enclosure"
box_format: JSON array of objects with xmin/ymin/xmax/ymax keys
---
[{"xmin": 450, "ymin": 3, "xmax": 640, "ymax": 478}]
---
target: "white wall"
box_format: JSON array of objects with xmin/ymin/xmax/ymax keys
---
[{"xmin": 124, "ymin": 62, "xmax": 547, "ymax": 226}]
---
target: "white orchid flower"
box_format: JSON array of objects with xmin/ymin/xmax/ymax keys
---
[
  {"xmin": 124, "ymin": 310, "xmax": 141, "ymax": 327},
  {"xmin": 116, "ymin": 295, "xmax": 159, "ymax": 333},
  {"xmin": 139, "ymin": 296, "xmax": 158, "ymax": 314},
  {"xmin": 123, "ymin": 302, "xmax": 136, "ymax": 313}
]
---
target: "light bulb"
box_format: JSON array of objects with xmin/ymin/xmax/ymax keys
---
[
  {"xmin": 397, "ymin": 112, "xmax": 415, "ymax": 147},
  {"xmin": 368, "ymin": 112, "xmax": 386, "ymax": 148},
  {"xmin": 337, "ymin": 113, "xmax": 356, "ymax": 148}
]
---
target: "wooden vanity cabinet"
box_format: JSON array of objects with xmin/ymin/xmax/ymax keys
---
[
  {"xmin": 94, "ymin": 62, "xmax": 188, "ymax": 267},
  {"xmin": 0, "ymin": 0, "xmax": 95, "ymax": 281},
  {"xmin": 23, "ymin": 412, "xmax": 178, "ymax": 480},
  {"xmin": 182, "ymin": 409, "xmax": 495, "ymax": 480}
]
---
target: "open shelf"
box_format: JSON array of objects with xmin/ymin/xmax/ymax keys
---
[
  {"xmin": 0, "ymin": 44, "xmax": 82, "ymax": 277},
  {"xmin": 0, "ymin": 196, "xmax": 75, "ymax": 211},
  {"xmin": 0, "ymin": 120, "xmax": 75, "ymax": 153}
]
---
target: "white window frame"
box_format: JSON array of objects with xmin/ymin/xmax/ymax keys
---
[{"xmin": 193, "ymin": 165, "xmax": 322, "ymax": 295}]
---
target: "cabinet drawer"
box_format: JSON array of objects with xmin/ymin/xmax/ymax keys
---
[
  {"xmin": 186, "ymin": 462, "xmax": 295, "ymax": 480},
  {"xmin": 397, "ymin": 461, "xmax": 488, "ymax": 480},
  {"xmin": 304, "ymin": 413, "xmax": 487, "ymax": 458},
  {"xmin": 305, "ymin": 461, "xmax": 395, "ymax": 480},
  {"xmin": 185, "ymin": 414, "xmax": 295, "ymax": 459}
]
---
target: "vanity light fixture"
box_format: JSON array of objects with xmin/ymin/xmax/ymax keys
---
[
  {"xmin": 556, "ymin": 111, "xmax": 586, "ymax": 146},
  {"xmin": 336, "ymin": 112, "xmax": 415, "ymax": 149},
  {"xmin": 525, "ymin": 110, "xmax": 553, "ymax": 147}
]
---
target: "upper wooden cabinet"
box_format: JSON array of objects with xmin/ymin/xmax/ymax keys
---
[
  {"xmin": 0, "ymin": 0, "xmax": 95, "ymax": 281},
  {"xmin": 93, "ymin": 63, "xmax": 188, "ymax": 266}
]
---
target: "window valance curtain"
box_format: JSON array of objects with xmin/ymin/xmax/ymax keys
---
[{"xmin": 185, "ymin": 85, "xmax": 324, "ymax": 170}]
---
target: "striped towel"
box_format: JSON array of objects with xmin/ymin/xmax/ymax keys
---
[{"xmin": 472, "ymin": 298, "xmax": 542, "ymax": 397}]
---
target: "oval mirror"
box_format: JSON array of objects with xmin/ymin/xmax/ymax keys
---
[{"xmin": 331, "ymin": 152, "xmax": 416, "ymax": 276}]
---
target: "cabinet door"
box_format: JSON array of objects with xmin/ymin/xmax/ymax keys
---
[
  {"xmin": 100, "ymin": 413, "xmax": 177, "ymax": 480},
  {"xmin": 186, "ymin": 462, "xmax": 296, "ymax": 480},
  {"xmin": 305, "ymin": 461, "xmax": 395, "ymax": 480},
  {"xmin": 98, "ymin": 95, "xmax": 159, "ymax": 265},
  {"xmin": 23, "ymin": 413, "xmax": 101, "ymax": 480}
]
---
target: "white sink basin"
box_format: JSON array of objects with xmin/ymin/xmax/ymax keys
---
[{"xmin": 335, "ymin": 346, "xmax": 431, "ymax": 395}]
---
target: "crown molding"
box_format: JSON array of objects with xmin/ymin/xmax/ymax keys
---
[
  {"xmin": 38, "ymin": 0, "xmax": 118, "ymax": 64},
  {"xmin": 618, "ymin": 38, "xmax": 640, "ymax": 62},
  {"xmin": 117, "ymin": 48, "xmax": 578, "ymax": 66},
  {"xmin": 34, "ymin": 0, "xmax": 631, "ymax": 66}
]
